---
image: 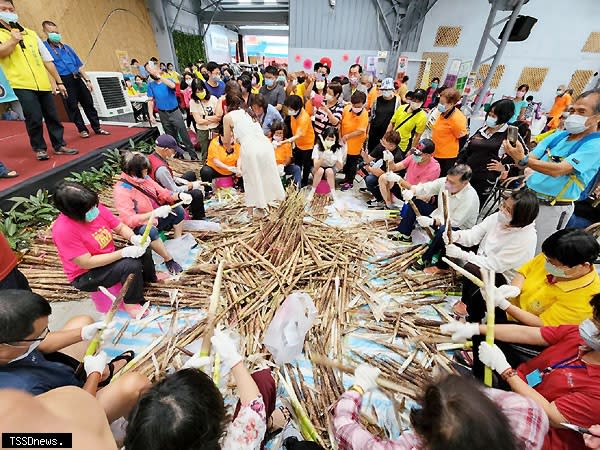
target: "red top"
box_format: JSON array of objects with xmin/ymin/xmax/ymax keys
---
[
  {"xmin": 0, "ymin": 231, "xmax": 18, "ymax": 281},
  {"xmin": 148, "ymin": 152, "xmax": 173, "ymax": 180},
  {"xmin": 517, "ymin": 325, "xmax": 600, "ymax": 450}
]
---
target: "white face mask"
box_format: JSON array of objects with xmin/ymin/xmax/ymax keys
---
[
  {"xmin": 410, "ymin": 101, "xmax": 423, "ymax": 110},
  {"xmin": 579, "ymin": 319, "xmax": 600, "ymax": 352},
  {"xmin": 497, "ymin": 211, "xmax": 511, "ymax": 225},
  {"xmin": 273, "ymin": 135, "xmax": 283, "ymax": 142},
  {"xmin": 8, "ymin": 340, "xmax": 42, "ymax": 364},
  {"xmin": 323, "ymin": 139, "xmax": 335, "ymax": 150},
  {"xmin": 352, "ymin": 106, "xmax": 363, "ymax": 114},
  {"xmin": 564, "ymin": 114, "xmax": 590, "ymax": 135},
  {"xmin": 325, "ymin": 94, "xmax": 334, "ymax": 102},
  {"xmin": 349, "ymin": 76, "xmax": 359, "ymax": 85},
  {"xmin": 382, "ymin": 90, "xmax": 394, "ymax": 99},
  {"xmin": 287, "ymin": 109, "xmax": 298, "ymax": 117},
  {"xmin": 315, "ymin": 81, "xmax": 325, "ymax": 90}
]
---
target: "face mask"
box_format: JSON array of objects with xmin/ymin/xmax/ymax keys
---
[
  {"xmin": 223, "ymin": 76, "xmax": 231, "ymax": 83},
  {"xmin": 497, "ymin": 210, "xmax": 511, "ymax": 225},
  {"xmin": 579, "ymin": 319, "xmax": 600, "ymax": 352},
  {"xmin": 323, "ymin": 140, "xmax": 335, "ymax": 150},
  {"xmin": 288, "ymin": 109, "xmax": 298, "ymax": 117},
  {"xmin": 315, "ymin": 81, "xmax": 325, "ymax": 90},
  {"xmin": 325, "ymin": 94, "xmax": 333, "ymax": 102},
  {"xmin": 486, "ymin": 117, "xmax": 498, "ymax": 128},
  {"xmin": 212, "ymin": 75, "xmax": 221, "ymax": 82},
  {"xmin": 297, "ymin": 77, "xmax": 305, "ymax": 84},
  {"xmin": 48, "ymin": 32, "xmax": 61, "ymax": 43},
  {"xmin": 349, "ymin": 77, "xmax": 358, "ymax": 85},
  {"xmin": 556, "ymin": 89, "xmax": 564, "ymax": 96},
  {"xmin": 352, "ymin": 107, "xmax": 363, "ymax": 114},
  {"xmin": 198, "ymin": 90, "xmax": 207, "ymax": 100},
  {"xmin": 431, "ymin": 82, "xmax": 438, "ymax": 89},
  {"xmin": 410, "ymin": 101, "xmax": 423, "ymax": 111},
  {"xmin": 273, "ymin": 135, "xmax": 283, "ymax": 142},
  {"xmin": 0, "ymin": 11, "xmax": 18, "ymax": 23},
  {"xmin": 544, "ymin": 260, "xmax": 568, "ymax": 278},
  {"xmin": 8, "ymin": 339, "xmax": 42, "ymax": 364},
  {"xmin": 185, "ymin": 78, "xmax": 193, "ymax": 85},
  {"xmin": 516, "ymin": 91, "xmax": 525, "ymax": 99},
  {"xmin": 444, "ymin": 181, "xmax": 459, "ymax": 194},
  {"xmin": 437, "ymin": 103, "xmax": 447, "ymax": 113},
  {"xmin": 413, "ymin": 155, "xmax": 423, "ymax": 163},
  {"xmin": 264, "ymin": 78, "xmax": 275, "ymax": 87},
  {"xmin": 564, "ymin": 114, "xmax": 590, "ymax": 134},
  {"xmin": 85, "ymin": 206, "xmax": 100, "ymax": 222},
  {"xmin": 382, "ymin": 90, "xmax": 394, "ymax": 99},
  {"xmin": 277, "ymin": 75, "xmax": 286, "ymax": 83},
  {"xmin": 251, "ymin": 78, "xmax": 258, "ymax": 86}
]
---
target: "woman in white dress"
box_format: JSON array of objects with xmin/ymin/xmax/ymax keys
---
[{"xmin": 222, "ymin": 93, "xmax": 286, "ymax": 217}]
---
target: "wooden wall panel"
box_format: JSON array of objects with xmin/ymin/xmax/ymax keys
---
[{"xmin": 16, "ymin": 0, "xmax": 159, "ymax": 72}]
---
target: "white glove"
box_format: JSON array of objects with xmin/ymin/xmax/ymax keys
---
[
  {"xmin": 353, "ymin": 364, "xmax": 381, "ymax": 392},
  {"xmin": 382, "ymin": 150, "xmax": 394, "ymax": 162},
  {"xmin": 81, "ymin": 320, "xmax": 117, "ymax": 341},
  {"xmin": 278, "ymin": 164, "xmax": 285, "ymax": 177},
  {"xmin": 121, "ymin": 245, "xmax": 146, "ymax": 259},
  {"xmin": 478, "ymin": 342, "xmax": 511, "ymax": 374},
  {"xmin": 228, "ymin": 166, "xmax": 241, "ymax": 175},
  {"xmin": 385, "ymin": 172, "xmax": 401, "ymax": 183},
  {"xmin": 445, "ymin": 244, "xmax": 467, "ymax": 260},
  {"xmin": 416, "ymin": 216, "xmax": 434, "ymax": 227},
  {"xmin": 494, "ymin": 285, "xmax": 520, "ymax": 310},
  {"xmin": 440, "ymin": 321, "xmax": 480, "ymax": 342},
  {"xmin": 174, "ymin": 176, "xmax": 188, "ymax": 185},
  {"xmin": 191, "ymin": 180, "xmax": 203, "ymax": 191},
  {"xmin": 210, "ymin": 329, "xmax": 243, "ymax": 369},
  {"xmin": 84, "ymin": 351, "xmax": 108, "ymax": 376},
  {"xmin": 153, "ymin": 205, "xmax": 172, "ymax": 218},
  {"xmin": 129, "ymin": 234, "xmax": 150, "ymax": 249},
  {"xmin": 442, "ymin": 230, "xmax": 458, "ymax": 245},
  {"xmin": 402, "ymin": 189, "xmax": 415, "ymax": 202},
  {"xmin": 182, "ymin": 354, "xmax": 211, "ymax": 370},
  {"xmin": 178, "ymin": 192, "xmax": 193, "ymax": 205}
]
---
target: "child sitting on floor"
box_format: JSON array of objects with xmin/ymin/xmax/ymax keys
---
[{"xmin": 307, "ymin": 126, "xmax": 345, "ymax": 203}]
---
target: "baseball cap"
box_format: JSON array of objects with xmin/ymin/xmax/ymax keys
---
[
  {"xmin": 155, "ymin": 134, "xmax": 184, "ymax": 155},
  {"xmin": 413, "ymin": 139, "xmax": 435, "ymax": 155},
  {"xmin": 380, "ymin": 77, "xmax": 394, "ymax": 90}
]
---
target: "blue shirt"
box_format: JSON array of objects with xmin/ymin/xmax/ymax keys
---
[
  {"xmin": 147, "ymin": 78, "xmax": 179, "ymax": 111},
  {"xmin": 260, "ymin": 104, "xmax": 283, "ymax": 135},
  {"xmin": 0, "ymin": 350, "xmax": 83, "ymax": 395},
  {"xmin": 510, "ymin": 99, "xmax": 528, "ymax": 123},
  {"xmin": 43, "ymin": 42, "xmax": 83, "ymax": 76},
  {"xmin": 136, "ymin": 64, "xmax": 148, "ymax": 78},
  {"xmin": 527, "ymin": 131, "xmax": 600, "ymax": 200},
  {"xmin": 205, "ymin": 80, "xmax": 225, "ymax": 98}
]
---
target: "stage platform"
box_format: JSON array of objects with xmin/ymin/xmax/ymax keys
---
[{"xmin": 0, "ymin": 121, "xmax": 157, "ymax": 208}]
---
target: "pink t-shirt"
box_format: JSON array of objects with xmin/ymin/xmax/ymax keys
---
[
  {"xmin": 52, "ymin": 204, "xmax": 121, "ymax": 282},
  {"xmin": 402, "ymin": 155, "xmax": 441, "ymax": 185}
]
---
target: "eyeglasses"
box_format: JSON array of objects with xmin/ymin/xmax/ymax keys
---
[{"xmin": 0, "ymin": 327, "xmax": 50, "ymax": 347}]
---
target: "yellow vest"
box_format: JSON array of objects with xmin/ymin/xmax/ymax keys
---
[{"xmin": 0, "ymin": 26, "xmax": 52, "ymax": 91}]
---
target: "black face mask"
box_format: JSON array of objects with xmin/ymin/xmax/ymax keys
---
[{"xmin": 297, "ymin": 77, "xmax": 305, "ymax": 84}]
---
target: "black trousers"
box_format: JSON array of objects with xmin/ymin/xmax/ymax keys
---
[
  {"xmin": 62, "ymin": 75, "xmax": 101, "ymax": 133},
  {"xmin": 437, "ymin": 157, "xmax": 457, "ymax": 177},
  {"xmin": 343, "ymin": 155, "xmax": 362, "ymax": 185},
  {"xmin": 0, "ymin": 267, "xmax": 31, "ymax": 291},
  {"xmin": 13, "ymin": 89, "xmax": 65, "ymax": 151},
  {"xmin": 293, "ymin": 148, "xmax": 313, "ymax": 187},
  {"xmin": 179, "ymin": 170, "xmax": 206, "ymax": 219},
  {"xmin": 157, "ymin": 109, "xmax": 198, "ymax": 159},
  {"xmin": 71, "ymin": 249, "xmax": 155, "ymax": 304}
]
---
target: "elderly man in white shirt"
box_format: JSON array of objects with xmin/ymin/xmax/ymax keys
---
[
  {"xmin": 402, "ymin": 164, "xmax": 480, "ymax": 273},
  {"xmin": 443, "ymin": 189, "xmax": 539, "ymax": 323}
]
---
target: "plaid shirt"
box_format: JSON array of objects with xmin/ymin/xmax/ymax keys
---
[{"xmin": 331, "ymin": 388, "xmax": 549, "ymax": 450}]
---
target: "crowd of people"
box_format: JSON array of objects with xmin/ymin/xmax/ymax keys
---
[{"xmin": 2, "ymin": 0, "xmax": 600, "ymax": 446}]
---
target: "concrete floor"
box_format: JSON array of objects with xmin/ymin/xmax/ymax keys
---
[{"xmin": 48, "ymin": 297, "xmax": 100, "ymax": 331}]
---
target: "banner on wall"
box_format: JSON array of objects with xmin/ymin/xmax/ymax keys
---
[
  {"xmin": 455, "ymin": 60, "xmax": 473, "ymax": 93},
  {"xmin": 366, "ymin": 56, "xmax": 377, "ymax": 73},
  {"xmin": 443, "ymin": 59, "xmax": 462, "ymax": 88},
  {"xmin": 462, "ymin": 72, "xmax": 478, "ymax": 96},
  {"xmin": 0, "ymin": 66, "xmax": 17, "ymax": 104},
  {"xmin": 115, "ymin": 50, "xmax": 130, "ymax": 73},
  {"xmin": 420, "ymin": 58, "xmax": 432, "ymax": 89},
  {"xmin": 397, "ymin": 55, "xmax": 408, "ymax": 78}
]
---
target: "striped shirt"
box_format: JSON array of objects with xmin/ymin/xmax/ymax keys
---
[{"xmin": 313, "ymin": 101, "xmax": 344, "ymax": 136}]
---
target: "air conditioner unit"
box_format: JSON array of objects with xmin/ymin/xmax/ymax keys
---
[{"xmin": 86, "ymin": 71, "xmax": 134, "ymax": 122}]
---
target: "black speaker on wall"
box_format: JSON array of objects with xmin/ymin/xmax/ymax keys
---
[{"xmin": 498, "ymin": 15, "xmax": 538, "ymax": 42}]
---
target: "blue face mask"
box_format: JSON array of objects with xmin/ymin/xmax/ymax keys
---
[
  {"xmin": 48, "ymin": 32, "xmax": 62, "ymax": 43},
  {"xmin": 431, "ymin": 82, "xmax": 438, "ymax": 89},
  {"xmin": 486, "ymin": 117, "xmax": 497, "ymax": 128},
  {"xmin": 437, "ymin": 103, "xmax": 447, "ymax": 113},
  {"xmin": 544, "ymin": 260, "xmax": 567, "ymax": 278},
  {"xmin": 579, "ymin": 319, "xmax": 600, "ymax": 352},
  {"xmin": 413, "ymin": 155, "xmax": 423, "ymax": 163},
  {"xmin": 0, "ymin": 11, "xmax": 19, "ymax": 23},
  {"xmin": 277, "ymin": 75, "xmax": 286, "ymax": 83},
  {"xmin": 264, "ymin": 78, "xmax": 275, "ymax": 87},
  {"xmin": 85, "ymin": 206, "xmax": 100, "ymax": 222}
]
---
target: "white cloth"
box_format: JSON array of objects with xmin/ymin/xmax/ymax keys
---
[
  {"xmin": 228, "ymin": 109, "xmax": 286, "ymax": 208},
  {"xmin": 413, "ymin": 177, "xmax": 480, "ymax": 229},
  {"xmin": 533, "ymin": 203, "xmax": 574, "ymax": 254},
  {"xmin": 311, "ymin": 145, "xmax": 344, "ymax": 168},
  {"xmin": 452, "ymin": 212, "xmax": 537, "ymax": 282}
]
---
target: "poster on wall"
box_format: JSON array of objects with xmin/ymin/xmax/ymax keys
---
[
  {"xmin": 366, "ymin": 56, "xmax": 377, "ymax": 73},
  {"xmin": 115, "ymin": 50, "xmax": 131, "ymax": 73},
  {"xmin": 397, "ymin": 55, "xmax": 408, "ymax": 78},
  {"xmin": 443, "ymin": 59, "xmax": 462, "ymax": 88},
  {"xmin": 420, "ymin": 58, "xmax": 432, "ymax": 89},
  {"xmin": 455, "ymin": 60, "xmax": 473, "ymax": 93},
  {"xmin": 462, "ymin": 71, "xmax": 478, "ymax": 97},
  {"xmin": 0, "ymin": 66, "xmax": 17, "ymax": 104}
]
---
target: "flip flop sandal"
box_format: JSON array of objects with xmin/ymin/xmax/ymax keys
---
[
  {"xmin": 266, "ymin": 405, "xmax": 291, "ymax": 441},
  {"xmin": 80, "ymin": 131, "xmax": 90, "ymax": 138},
  {"xmin": 98, "ymin": 350, "xmax": 135, "ymax": 387},
  {"xmin": 0, "ymin": 170, "xmax": 18, "ymax": 179}
]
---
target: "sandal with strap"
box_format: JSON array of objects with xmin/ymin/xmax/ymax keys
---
[
  {"xmin": 98, "ymin": 350, "xmax": 135, "ymax": 387},
  {"xmin": 266, "ymin": 405, "xmax": 291, "ymax": 441}
]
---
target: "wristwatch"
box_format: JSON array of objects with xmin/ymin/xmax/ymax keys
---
[{"xmin": 517, "ymin": 155, "xmax": 529, "ymax": 168}]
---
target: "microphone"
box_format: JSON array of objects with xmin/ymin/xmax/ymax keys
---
[{"xmin": 9, "ymin": 22, "xmax": 25, "ymax": 49}]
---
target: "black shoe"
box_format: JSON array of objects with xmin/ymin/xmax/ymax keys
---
[
  {"xmin": 390, "ymin": 233, "xmax": 412, "ymax": 243},
  {"xmin": 54, "ymin": 146, "xmax": 79, "ymax": 155},
  {"xmin": 411, "ymin": 258, "xmax": 426, "ymax": 270}
]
